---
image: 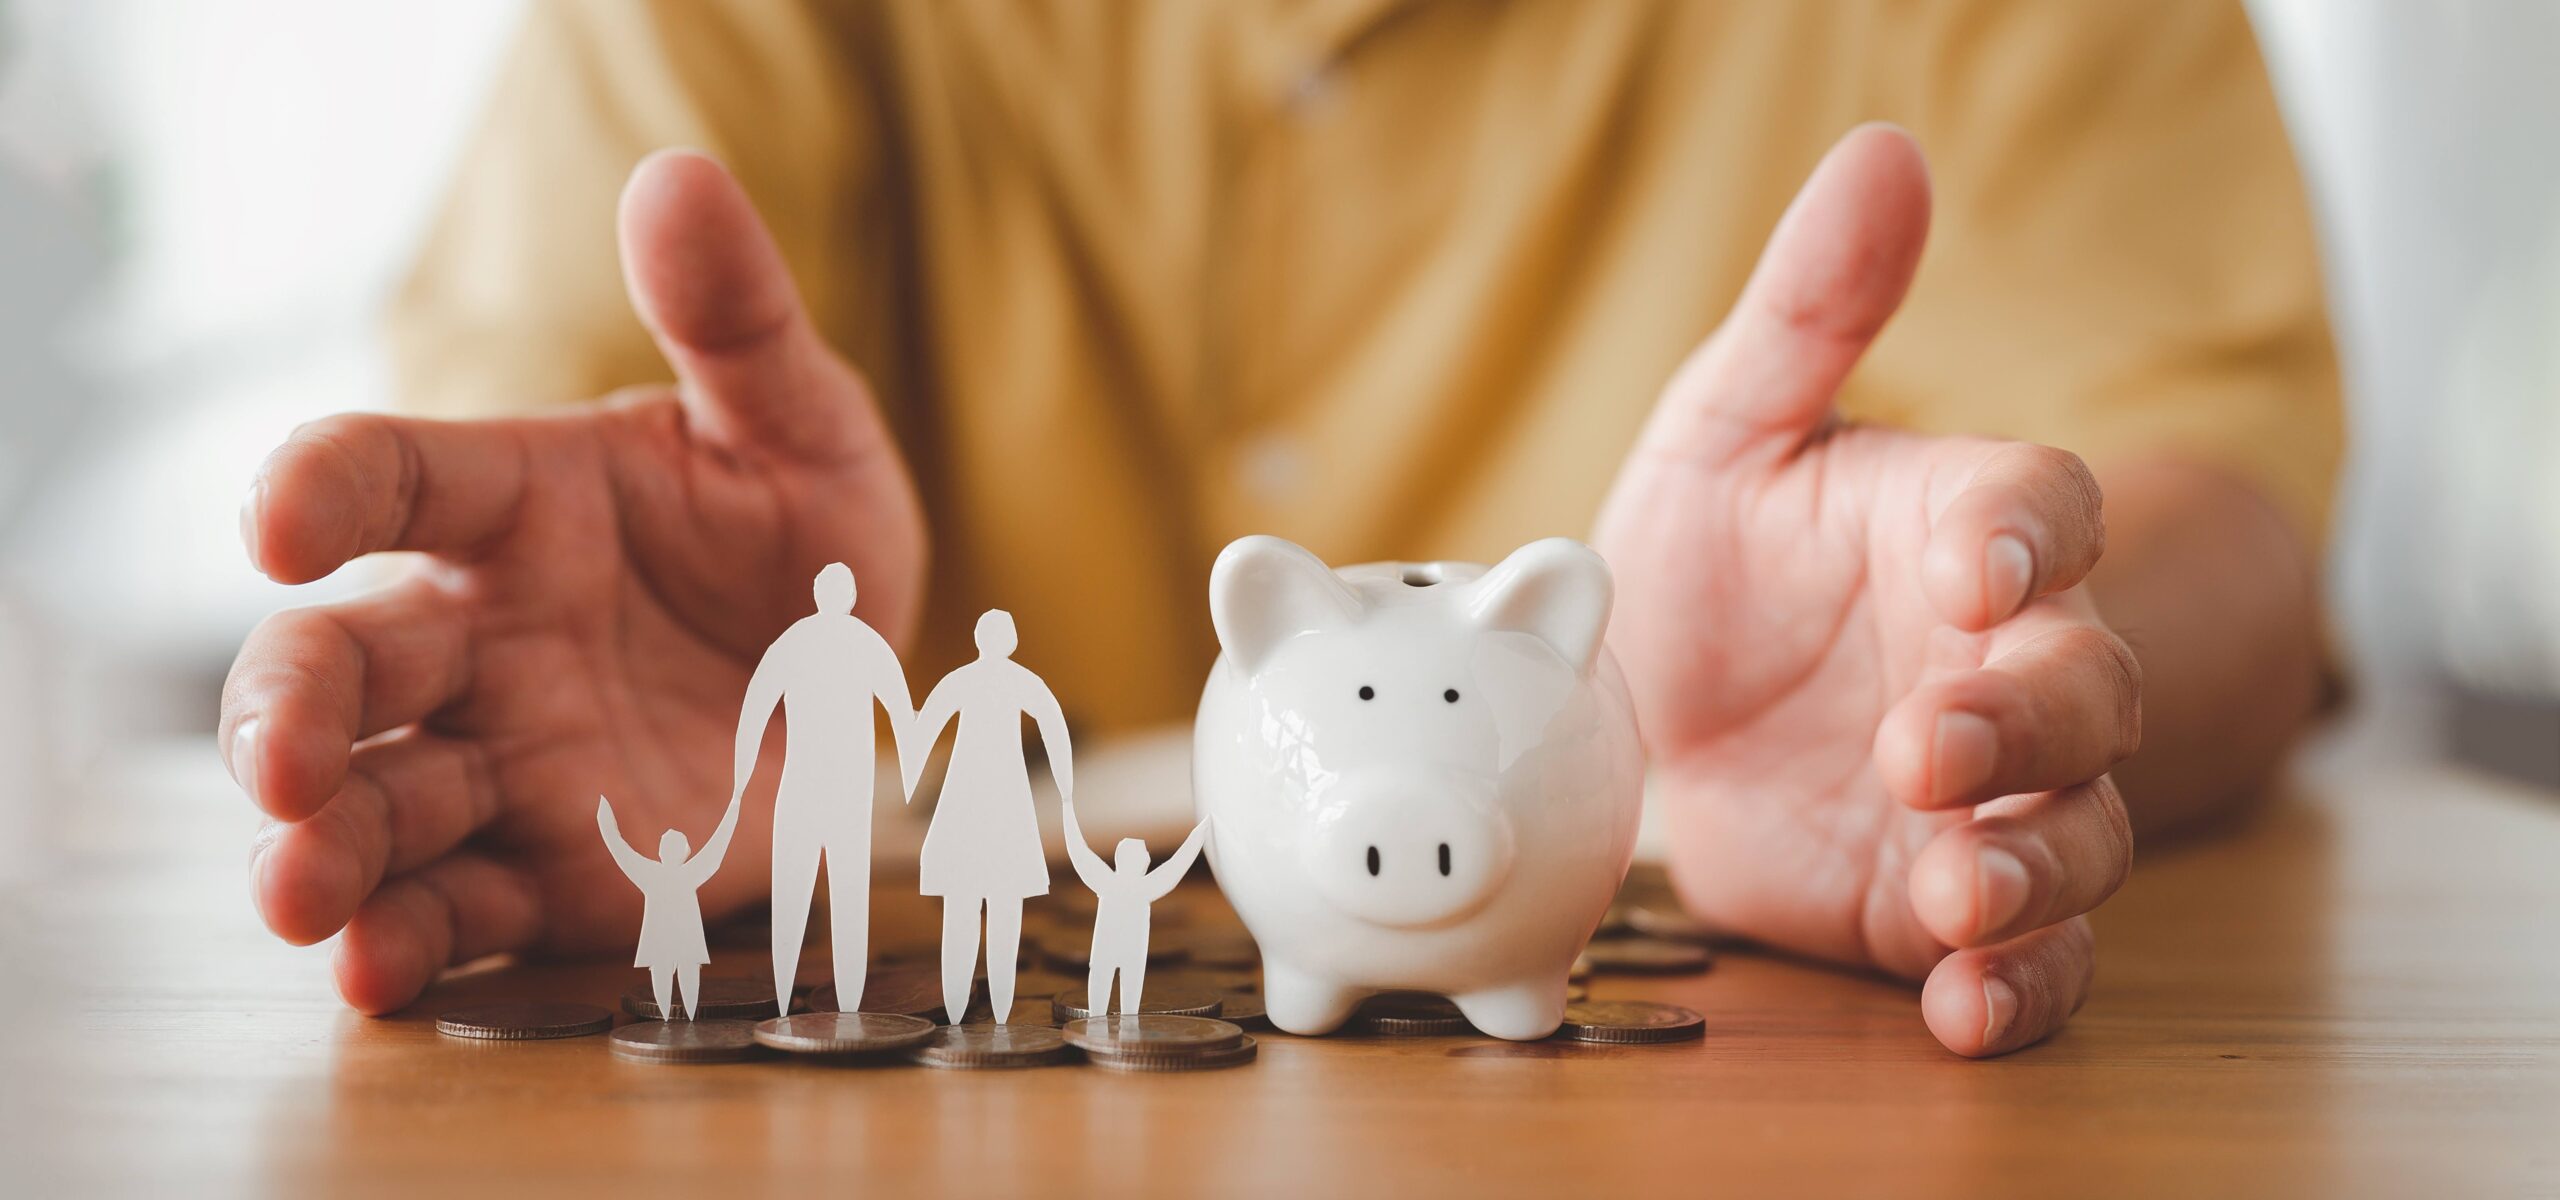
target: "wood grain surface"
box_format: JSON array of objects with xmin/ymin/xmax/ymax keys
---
[{"xmin": 11, "ymin": 739, "xmax": 2558, "ymax": 1196}]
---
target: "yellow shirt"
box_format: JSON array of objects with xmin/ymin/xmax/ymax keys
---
[{"xmin": 391, "ymin": 0, "xmax": 2342, "ymax": 736}]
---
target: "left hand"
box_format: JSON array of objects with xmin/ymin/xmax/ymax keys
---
[{"xmin": 1595, "ymin": 125, "xmax": 2139, "ymax": 1057}]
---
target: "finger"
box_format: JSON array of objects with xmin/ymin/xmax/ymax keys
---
[
  {"xmin": 1633, "ymin": 123, "xmax": 1931, "ymax": 466},
  {"xmin": 243, "ymin": 412, "xmax": 532, "ymax": 584},
  {"xmin": 333, "ymin": 853, "xmax": 545, "ymax": 1015},
  {"xmin": 1922, "ymin": 442, "xmax": 2108, "ymax": 629},
  {"xmin": 1872, "ymin": 606, "xmax": 2142, "ymax": 810},
  {"xmin": 1907, "ymin": 780, "xmax": 2132, "ymax": 948},
  {"xmin": 617, "ymin": 149, "xmax": 885, "ymax": 460},
  {"xmin": 220, "ymin": 581, "xmax": 472, "ymax": 820},
  {"xmin": 1921, "ymin": 916, "xmax": 2097, "ymax": 1058},
  {"xmin": 249, "ymin": 731, "xmax": 500, "ymax": 945}
]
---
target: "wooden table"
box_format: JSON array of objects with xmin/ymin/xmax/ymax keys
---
[{"xmin": 14, "ymin": 736, "xmax": 2560, "ymax": 1195}]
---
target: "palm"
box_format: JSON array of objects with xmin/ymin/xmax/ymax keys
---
[
  {"xmin": 1608, "ymin": 427, "xmax": 2030, "ymax": 977},
  {"xmin": 1596, "ymin": 127, "xmax": 2135, "ymax": 1055},
  {"xmin": 413, "ymin": 393, "xmax": 918, "ymax": 954},
  {"xmin": 225, "ymin": 152, "xmax": 923, "ymax": 1010}
]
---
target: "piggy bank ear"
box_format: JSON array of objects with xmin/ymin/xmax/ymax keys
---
[
  {"xmin": 1462, "ymin": 538, "xmax": 1614, "ymax": 673},
  {"xmin": 1210, "ymin": 536, "xmax": 1364, "ymax": 672}
]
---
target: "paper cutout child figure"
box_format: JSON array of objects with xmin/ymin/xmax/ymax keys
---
[
  {"xmin": 1062, "ymin": 799, "xmax": 1209, "ymax": 1016},
  {"xmin": 597, "ymin": 794, "xmax": 743, "ymax": 1020},
  {"xmin": 908, "ymin": 610, "xmax": 1073, "ymax": 1024},
  {"xmin": 734, "ymin": 562, "xmax": 917, "ymax": 1015}
]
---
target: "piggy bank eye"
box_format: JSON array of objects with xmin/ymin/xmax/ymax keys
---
[
  {"xmin": 1443, "ymin": 688, "xmax": 1460, "ymax": 703},
  {"xmin": 1358, "ymin": 685, "xmax": 1375, "ymax": 701}
]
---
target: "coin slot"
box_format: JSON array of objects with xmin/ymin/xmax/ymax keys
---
[
  {"xmin": 1366, "ymin": 846, "xmax": 1381, "ymax": 877},
  {"xmin": 1438, "ymin": 842, "xmax": 1451, "ymax": 877}
]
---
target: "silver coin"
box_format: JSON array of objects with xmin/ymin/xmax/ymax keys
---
[
  {"xmin": 608, "ymin": 1018, "xmax": 761, "ymax": 1063},
  {"xmin": 1086, "ymin": 1034, "xmax": 1258, "ymax": 1072},
  {"xmin": 1051, "ymin": 980, "xmax": 1223, "ymax": 1021},
  {"xmin": 753, "ymin": 1011, "xmax": 938, "ymax": 1055},
  {"xmin": 1553, "ymin": 1000, "xmax": 1706, "ymax": 1044},
  {"xmin": 1059, "ymin": 1014, "xmax": 1246, "ymax": 1057},
  {"xmin": 1350, "ymin": 992, "xmax": 1471, "ymax": 1035},
  {"xmin": 434, "ymin": 1001, "xmax": 614, "ymax": 1041},
  {"xmin": 908, "ymin": 1023, "xmax": 1072, "ymax": 1069},
  {"xmin": 1584, "ymin": 936, "xmax": 1714, "ymax": 975},
  {"xmin": 621, "ymin": 976, "xmax": 781, "ymax": 1021}
]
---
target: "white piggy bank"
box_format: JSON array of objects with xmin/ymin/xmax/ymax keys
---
[{"xmin": 1193, "ymin": 535, "xmax": 1645, "ymax": 1040}]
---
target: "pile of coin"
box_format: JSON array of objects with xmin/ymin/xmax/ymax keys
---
[
  {"xmin": 1061, "ymin": 1014, "xmax": 1257, "ymax": 1072},
  {"xmin": 752, "ymin": 1011, "xmax": 937, "ymax": 1058},
  {"xmin": 433, "ymin": 868, "xmax": 1724, "ymax": 1067},
  {"xmin": 1554, "ymin": 1001, "xmax": 1705, "ymax": 1043}
]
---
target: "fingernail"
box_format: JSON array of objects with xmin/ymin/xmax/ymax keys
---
[
  {"xmin": 249, "ymin": 819, "xmax": 284, "ymax": 924},
  {"xmin": 231, "ymin": 717, "xmax": 262, "ymax": 805},
  {"xmin": 239, "ymin": 480, "xmax": 266, "ymax": 571},
  {"xmin": 1976, "ymin": 846, "xmax": 2030, "ymax": 936},
  {"xmin": 1932, "ymin": 711, "xmax": 1997, "ymax": 802},
  {"xmin": 1985, "ymin": 534, "xmax": 2032, "ymax": 617},
  {"xmin": 1982, "ymin": 975, "xmax": 2018, "ymax": 1046}
]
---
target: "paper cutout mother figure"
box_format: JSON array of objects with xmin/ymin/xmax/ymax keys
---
[
  {"xmin": 909, "ymin": 610, "xmax": 1074, "ymax": 1024},
  {"xmin": 1063, "ymin": 798, "xmax": 1209, "ymax": 1016},
  {"xmin": 735, "ymin": 562, "xmax": 917, "ymax": 1015},
  {"xmin": 597, "ymin": 794, "xmax": 743, "ymax": 1020}
]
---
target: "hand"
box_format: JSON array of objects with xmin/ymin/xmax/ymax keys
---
[
  {"xmin": 1595, "ymin": 126, "xmax": 2138, "ymax": 1057},
  {"xmin": 222, "ymin": 151, "xmax": 927, "ymax": 1013}
]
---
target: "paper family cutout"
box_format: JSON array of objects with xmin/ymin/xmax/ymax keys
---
[{"xmin": 599, "ymin": 563, "xmax": 1208, "ymax": 1023}]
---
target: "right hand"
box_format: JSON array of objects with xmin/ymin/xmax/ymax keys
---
[{"xmin": 222, "ymin": 151, "xmax": 926, "ymax": 1014}]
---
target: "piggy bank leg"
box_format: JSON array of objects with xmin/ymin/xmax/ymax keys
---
[
  {"xmin": 1261, "ymin": 960, "xmax": 1364, "ymax": 1036},
  {"xmin": 1453, "ymin": 978, "xmax": 1570, "ymax": 1041}
]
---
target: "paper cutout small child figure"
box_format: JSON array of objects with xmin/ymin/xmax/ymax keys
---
[
  {"xmin": 1062, "ymin": 798, "xmax": 1210, "ymax": 1017},
  {"xmin": 597, "ymin": 794, "xmax": 742, "ymax": 1021}
]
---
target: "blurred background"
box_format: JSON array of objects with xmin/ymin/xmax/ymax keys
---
[{"xmin": 0, "ymin": 0, "xmax": 2552, "ymax": 887}]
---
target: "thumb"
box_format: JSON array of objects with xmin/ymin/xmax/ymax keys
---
[
  {"xmin": 616, "ymin": 148, "xmax": 884, "ymax": 459},
  {"xmin": 1635, "ymin": 123, "xmax": 1932, "ymax": 467}
]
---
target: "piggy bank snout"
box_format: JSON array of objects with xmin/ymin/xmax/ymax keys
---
[{"xmin": 1304, "ymin": 768, "xmax": 1515, "ymax": 930}]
